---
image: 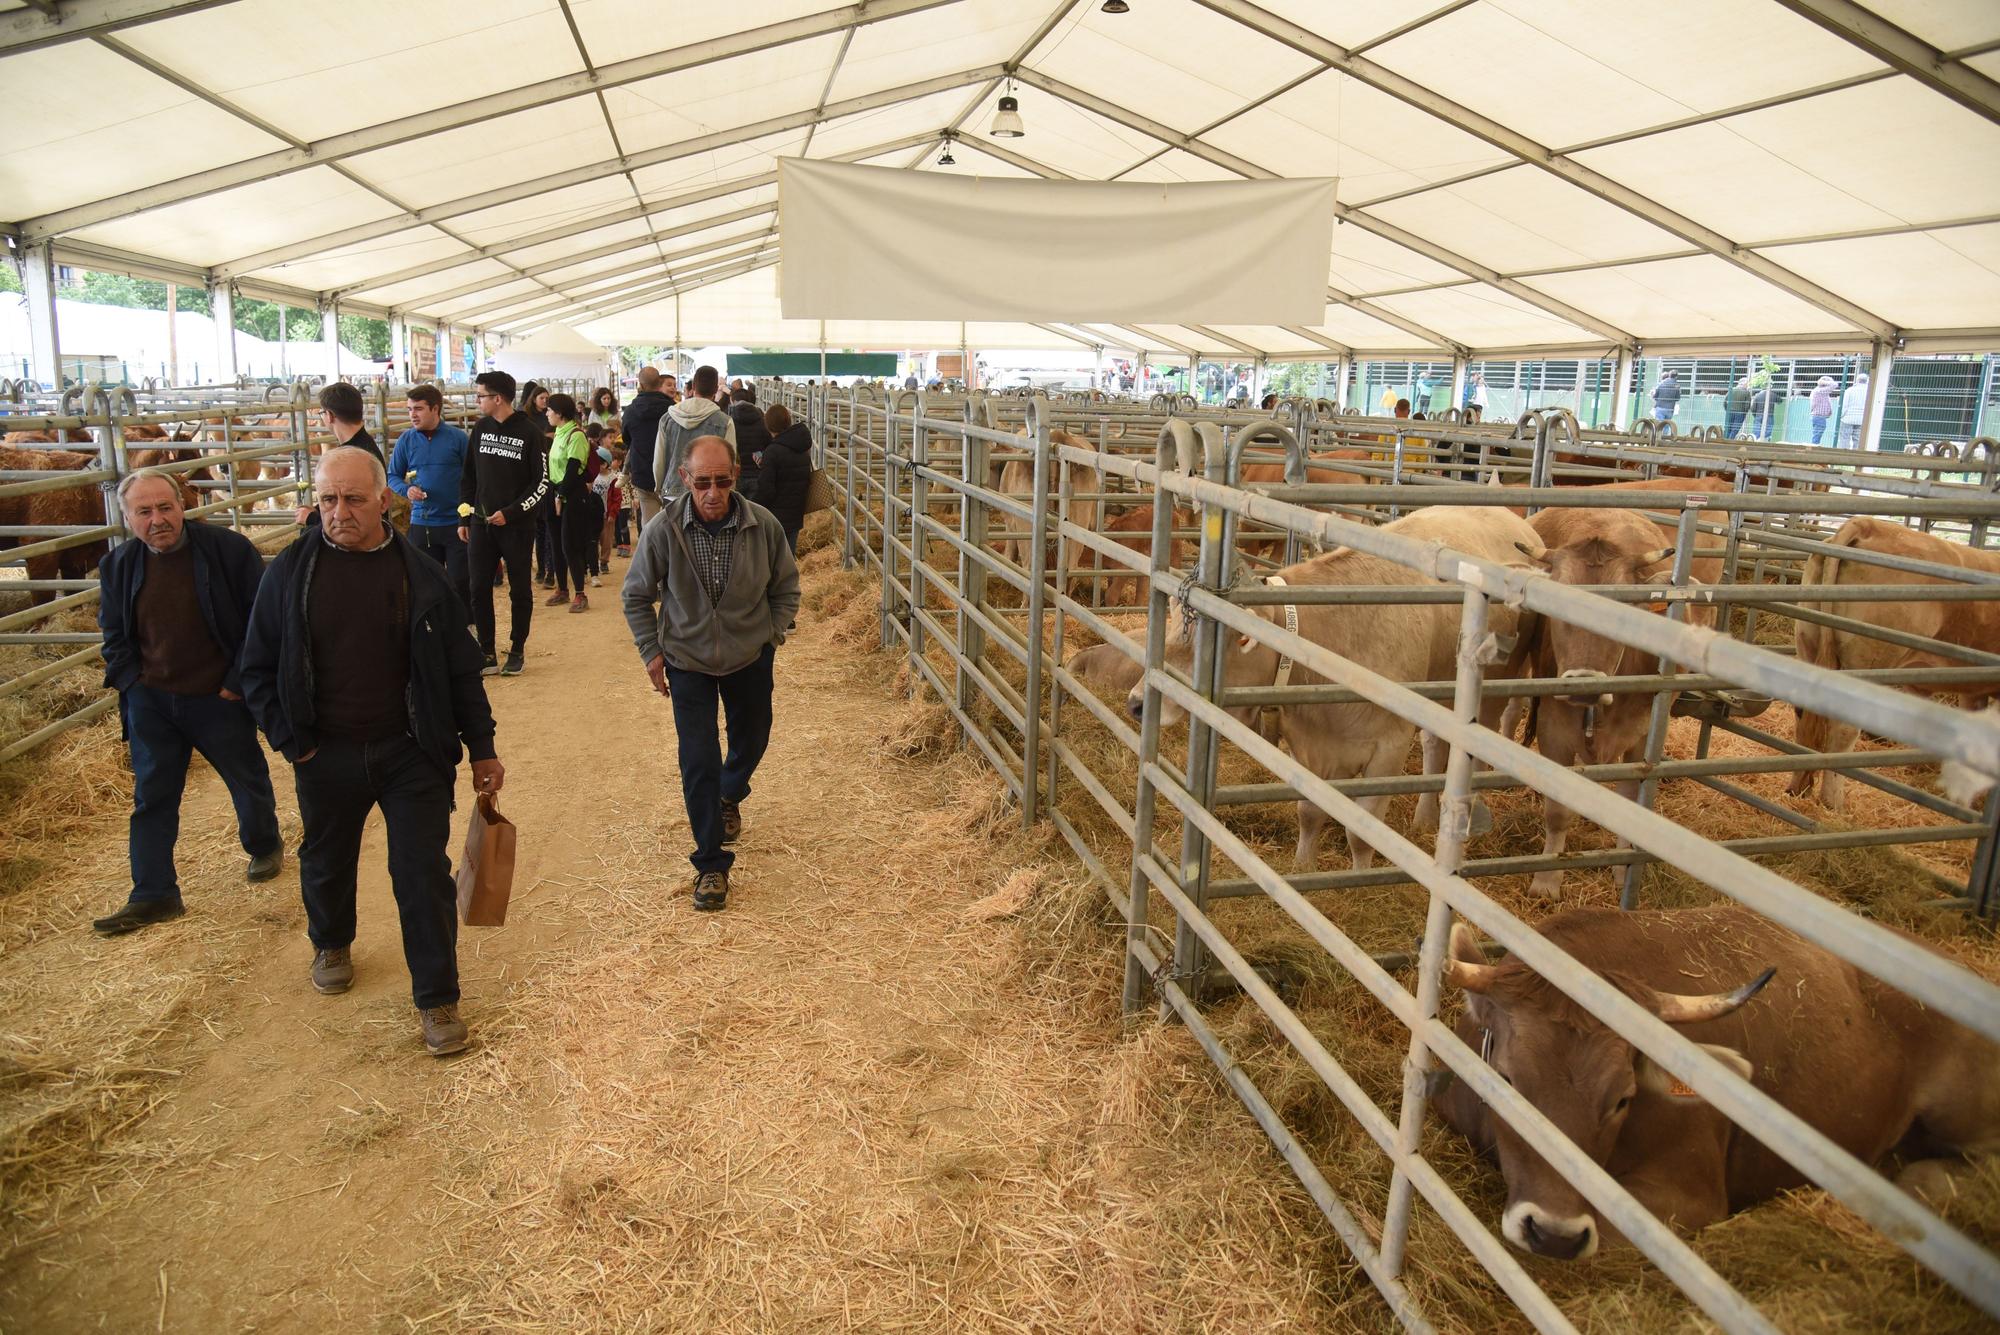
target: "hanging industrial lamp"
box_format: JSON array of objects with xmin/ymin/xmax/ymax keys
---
[
  {"xmin": 1101, "ymin": 0, "xmax": 1130, "ymax": 11},
  {"xmin": 989, "ymin": 81, "xmax": 1025, "ymax": 138},
  {"xmin": 937, "ymin": 134, "xmax": 956, "ymax": 167}
]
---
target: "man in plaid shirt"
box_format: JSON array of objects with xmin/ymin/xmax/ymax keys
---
[{"xmin": 621, "ymin": 436, "xmax": 800, "ymax": 912}]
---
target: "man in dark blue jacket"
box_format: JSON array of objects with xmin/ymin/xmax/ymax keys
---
[
  {"xmin": 242, "ymin": 447, "xmax": 504, "ymax": 1057},
  {"xmin": 94, "ymin": 470, "xmax": 281, "ymax": 935},
  {"xmin": 388, "ymin": 383, "xmax": 471, "ymax": 612},
  {"xmin": 619, "ymin": 365, "xmax": 675, "ymax": 530}
]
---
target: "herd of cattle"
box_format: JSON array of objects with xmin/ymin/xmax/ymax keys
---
[{"xmin": 991, "ymin": 434, "xmax": 2000, "ymax": 1262}]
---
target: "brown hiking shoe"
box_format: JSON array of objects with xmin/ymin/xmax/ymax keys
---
[
  {"xmin": 311, "ymin": 946, "xmax": 354, "ymax": 994},
  {"xmin": 544, "ymin": 589, "xmax": 569, "ymax": 606},
  {"xmin": 720, "ymin": 799, "xmax": 742, "ymax": 845},
  {"xmin": 692, "ymin": 870, "xmax": 730, "ymax": 912},
  {"xmin": 569, "ymin": 593, "xmax": 589, "ymax": 613},
  {"xmin": 419, "ymin": 1004, "xmax": 469, "ymax": 1057}
]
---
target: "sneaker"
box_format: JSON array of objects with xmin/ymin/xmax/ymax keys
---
[
  {"xmin": 419, "ymin": 1004, "xmax": 469, "ymax": 1057},
  {"xmin": 540, "ymin": 575, "xmax": 557, "ymax": 590},
  {"xmin": 544, "ymin": 590, "xmax": 569, "ymax": 607},
  {"xmin": 246, "ymin": 847, "xmax": 284, "ymax": 883},
  {"xmin": 720, "ymin": 799, "xmax": 742, "ymax": 846},
  {"xmin": 569, "ymin": 594, "xmax": 588, "ymax": 614},
  {"xmin": 92, "ymin": 899, "xmax": 185, "ymax": 936},
  {"xmin": 501, "ymin": 649, "xmax": 525, "ymax": 676},
  {"xmin": 616, "ymin": 546, "xmax": 631, "ymax": 558},
  {"xmin": 590, "ymin": 574, "xmax": 602, "ymax": 589},
  {"xmin": 311, "ymin": 946, "xmax": 354, "ymax": 994},
  {"xmin": 480, "ymin": 652, "xmax": 500, "ymax": 677},
  {"xmin": 692, "ymin": 870, "xmax": 730, "ymax": 912}
]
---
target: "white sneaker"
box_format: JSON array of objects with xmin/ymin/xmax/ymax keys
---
[{"xmin": 590, "ymin": 575, "xmax": 602, "ymax": 588}]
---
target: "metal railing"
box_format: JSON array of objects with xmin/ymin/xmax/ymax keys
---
[{"xmin": 778, "ymin": 378, "xmax": 2000, "ymax": 1331}]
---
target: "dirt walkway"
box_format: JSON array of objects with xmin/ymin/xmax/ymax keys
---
[{"xmin": 0, "ymin": 542, "xmax": 1346, "ymax": 1333}]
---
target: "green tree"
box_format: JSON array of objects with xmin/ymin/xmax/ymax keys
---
[
  {"xmin": 338, "ymin": 314, "xmax": 390, "ymax": 361},
  {"xmin": 0, "ymin": 263, "xmax": 24, "ymax": 295},
  {"xmin": 64, "ymin": 270, "xmax": 170, "ymax": 311}
]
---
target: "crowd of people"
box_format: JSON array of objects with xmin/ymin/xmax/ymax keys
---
[{"xmin": 91, "ymin": 365, "xmax": 809, "ymax": 1057}]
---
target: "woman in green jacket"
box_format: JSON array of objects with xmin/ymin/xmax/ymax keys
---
[{"xmin": 544, "ymin": 393, "xmax": 593, "ymax": 612}]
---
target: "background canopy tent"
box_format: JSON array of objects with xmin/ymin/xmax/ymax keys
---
[
  {"xmin": 493, "ymin": 323, "xmax": 609, "ymax": 382},
  {"xmin": 1, "ymin": 0, "xmax": 1998, "ymax": 365},
  {"xmin": 728, "ymin": 352, "xmax": 896, "ymax": 377}
]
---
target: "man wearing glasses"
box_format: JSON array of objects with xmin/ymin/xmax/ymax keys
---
[
  {"xmin": 621, "ymin": 436, "xmax": 798, "ymax": 912},
  {"xmin": 457, "ymin": 371, "xmax": 548, "ymax": 676}
]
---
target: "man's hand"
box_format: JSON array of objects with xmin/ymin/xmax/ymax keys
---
[
  {"xmin": 470, "ymin": 757, "xmax": 504, "ymax": 795},
  {"xmin": 488, "ymin": 510, "xmax": 508, "ymax": 527},
  {"xmin": 646, "ymin": 655, "xmax": 669, "ymax": 696},
  {"xmin": 407, "ymin": 485, "xmax": 428, "ymax": 502},
  {"xmin": 457, "ymin": 525, "xmax": 469, "ymax": 542},
  {"xmin": 218, "ymin": 687, "xmax": 242, "ymax": 701}
]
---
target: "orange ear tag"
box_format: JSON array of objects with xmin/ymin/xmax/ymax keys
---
[{"xmin": 1666, "ymin": 1076, "xmax": 1701, "ymax": 1100}]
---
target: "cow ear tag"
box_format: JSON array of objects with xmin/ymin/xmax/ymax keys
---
[
  {"xmin": 1237, "ymin": 635, "xmax": 1256, "ymax": 653},
  {"xmin": 1665, "ymin": 1076, "xmax": 1701, "ymax": 1100}
]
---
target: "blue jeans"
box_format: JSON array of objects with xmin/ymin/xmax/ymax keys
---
[
  {"xmin": 125, "ymin": 684, "xmax": 280, "ymax": 905},
  {"xmin": 293, "ymin": 733, "xmax": 460, "ymax": 1007},
  {"xmin": 665, "ymin": 646, "xmax": 776, "ymax": 875},
  {"xmin": 1723, "ymin": 410, "xmax": 1746, "ymax": 439},
  {"xmin": 1811, "ymin": 415, "xmax": 1829, "ymax": 445}
]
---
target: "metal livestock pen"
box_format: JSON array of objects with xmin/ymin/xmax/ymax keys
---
[{"xmin": 776, "ymin": 378, "xmax": 2000, "ymax": 1332}]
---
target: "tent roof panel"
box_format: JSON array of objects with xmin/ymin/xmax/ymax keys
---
[
  {"xmin": 1524, "ymin": 254, "xmax": 1854, "ymax": 338},
  {"xmin": 567, "ymin": 0, "xmax": 829, "ymax": 53},
  {"xmin": 1202, "ymin": 72, "xmax": 1513, "ymax": 204},
  {"xmin": 429, "ymin": 278, "xmax": 546, "ymax": 322},
  {"xmin": 1572, "ymin": 79, "xmax": 2000, "ymax": 247},
  {"xmin": 1208, "ymin": 325, "xmax": 1326, "ymax": 355},
  {"xmin": 1116, "ymin": 148, "xmax": 1239, "ymax": 184},
  {"xmin": 115, "ymin": 0, "xmax": 580, "ymax": 144},
  {"xmin": 1366, "ymin": 166, "xmax": 1689, "ymax": 273},
  {"xmin": 1758, "ymin": 226, "xmax": 2000, "ymax": 330},
  {"xmin": 241, "ymin": 227, "xmax": 474, "ymax": 295},
  {"xmin": 1306, "ymin": 303, "xmax": 1441, "ymax": 349},
  {"xmin": 627, "ymin": 132, "xmax": 810, "ymax": 199},
  {"xmin": 601, "ymin": 35, "xmax": 845, "ymax": 154},
  {"xmin": 1370, "ymin": 283, "xmax": 1600, "ymax": 347},
  {"xmin": 801, "ymin": 88, "xmax": 970, "ymax": 160},
  {"xmin": 917, "ymin": 143, "xmax": 1039, "ymax": 178},
  {"xmin": 500, "ymin": 216, "xmax": 665, "ymax": 271},
  {"xmin": 1224, "ymin": 0, "xmax": 1457, "ymax": 49},
  {"xmin": 342, "ymin": 99, "xmax": 619, "ymax": 211},
  {"xmin": 953, "ymin": 83, "xmax": 1157, "ymax": 179},
  {"xmin": 446, "ymin": 177, "xmax": 639, "ymax": 249},
  {"xmin": 0, "ymin": 41, "xmax": 287, "ymax": 217},
  {"xmin": 1860, "ymin": 0, "xmax": 2000, "ymax": 51},
  {"xmin": 1329, "ymin": 226, "xmax": 1467, "ymax": 294},
  {"xmin": 65, "ymin": 166, "xmax": 404, "ymax": 270},
  {"xmin": 826, "ymin": 0, "xmax": 1041, "ymax": 105},
  {"xmin": 1371, "ymin": 0, "xmax": 1881, "ymax": 148},
  {"xmin": 1022, "ymin": 0, "xmax": 1319, "ymax": 135}
]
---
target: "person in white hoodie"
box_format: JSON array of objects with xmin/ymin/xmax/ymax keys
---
[{"xmin": 654, "ymin": 364, "xmax": 737, "ymax": 503}]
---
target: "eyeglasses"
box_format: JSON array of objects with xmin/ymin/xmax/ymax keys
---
[{"xmin": 686, "ymin": 475, "xmax": 735, "ymax": 492}]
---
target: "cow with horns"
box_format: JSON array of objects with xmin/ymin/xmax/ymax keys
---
[{"xmin": 1432, "ymin": 906, "xmax": 2000, "ymax": 1260}]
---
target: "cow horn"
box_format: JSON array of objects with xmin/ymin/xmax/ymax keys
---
[
  {"xmin": 1443, "ymin": 922, "xmax": 1498, "ymax": 993},
  {"xmin": 1639, "ymin": 546, "xmax": 1676, "ymax": 567},
  {"xmin": 1654, "ymin": 966, "xmax": 1776, "ymax": 1024},
  {"xmin": 1513, "ymin": 540, "xmax": 1549, "ymax": 566}
]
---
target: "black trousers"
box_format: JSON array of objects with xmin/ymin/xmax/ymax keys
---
[
  {"xmin": 408, "ymin": 523, "xmax": 470, "ymax": 614},
  {"xmin": 665, "ymin": 646, "xmax": 775, "ymax": 875},
  {"xmin": 533, "ymin": 497, "xmax": 557, "ymax": 581},
  {"xmin": 124, "ymin": 684, "xmax": 280, "ymax": 904},
  {"xmin": 556, "ymin": 483, "xmax": 593, "ymax": 593},
  {"xmin": 467, "ymin": 518, "xmax": 534, "ymax": 654},
  {"xmin": 293, "ymin": 734, "xmax": 459, "ymax": 1008}
]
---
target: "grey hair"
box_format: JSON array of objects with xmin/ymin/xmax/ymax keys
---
[
  {"xmin": 680, "ymin": 433, "xmax": 737, "ymax": 469},
  {"xmin": 117, "ymin": 467, "xmax": 182, "ymax": 506},
  {"xmin": 315, "ymin": 445, "xmax": 389, "ymax": 489}
]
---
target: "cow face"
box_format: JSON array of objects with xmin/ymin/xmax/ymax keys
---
[
  {"xmin": 1125, "ymin": 595, "xmax": 1277, "ymax": 730},
  {"xmin": 1444, "ymin": 923, "xmax": 1768, "ymax": 1261},
  {"xmin": 1517, "ymin": 537, "xmax": 1672, "ymax": 706}
]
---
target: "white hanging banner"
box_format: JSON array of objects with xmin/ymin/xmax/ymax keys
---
[{"xmin": 779, "ymin": 159, "xmax": 1335, "ymax": 326}]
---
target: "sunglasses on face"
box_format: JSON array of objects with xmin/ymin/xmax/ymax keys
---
[{"xmin": 687, "ymin": 475, "xmax": 735, "ymax": 492}]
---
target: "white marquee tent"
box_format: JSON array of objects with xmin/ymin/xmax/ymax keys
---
[
  {"xmin": 3, "ymin": 0, "xmax": 1999, "ymax": 372},
  {"xmin": 493, "ymin": 320, "xmax": 612, "ymax": 382}
]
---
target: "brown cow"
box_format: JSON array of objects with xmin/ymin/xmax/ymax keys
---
[
  {"xmin": 1788, "ymin": 517, "xmax": 2000, "ymax": 810},
  {"xmin": 0, "ymin": 446, "xmax": 111, "ymax": 603},
  {"xmin": 992, "ymin": 429, "xmax": 1102, "ymax": 592},
  {"xmin": 1128, "ymin": 506, "xmax": 1540, "ymax": 870},
  {"xmin": 1517, "ymin": 506, "xmax": 1718, "ymax": 898},
  {"xmin": 1064, "ymin": 641, "xmax": 1145, "ymax": 697},
  {"xmin": 1084, "ymin": 504, "xmax": 1192, "ymax": 607},
  {"xmin": 1435, "ymin": 906, "xmax": 2000, "ymax": 1258}
]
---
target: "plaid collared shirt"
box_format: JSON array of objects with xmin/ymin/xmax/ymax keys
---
[{"xmin": 679, "ymin": 494, "xmax": 740, "ymax": 604}]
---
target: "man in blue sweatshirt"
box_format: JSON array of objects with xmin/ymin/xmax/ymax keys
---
[{"xmin": 388, "ymin": 384, "xmax": 472, "ymax": 615}]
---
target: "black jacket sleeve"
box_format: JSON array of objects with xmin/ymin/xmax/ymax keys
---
[
  {"xmin": 239, "ymin": 554, "xmax": 298, "ymax": 760},
  {"xmin": 441, "ymin": 590, "xmax": 497, "ymax": 762},
  {"xmin": 460, "ymin": 426, "xmax": 480, "ymax": 522},
  {"xmin": 97, "ymin": 546, "xmax": 137, "ymax": 693},
  {"xmin": 217, "ymin": 530, "xmax": 267, "ymax": 696}
]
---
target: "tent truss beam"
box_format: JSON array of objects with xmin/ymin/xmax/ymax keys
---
[
  {"xmin": 11, "ymin": 0, "xmax": 962, "ymax": 242},
  {"xmin": 1189, "ymin": 0, "xmax": 1897, "ymax": 338},
  {"xmin": 473, "ymin": 237, "xmax": 781, "ymax": 328},
  {"xmin": 0, "ymin": 0, "xmax": 235, "ymax": 55},
  {"xmin": 1770, "ymin": 0, "xmax": 2000, "ymax": 125},
  {"xmin": 513, "ymin": 254, "xmax": 785, "ymax": 336},
  {"xmin": 207, "ymin": 67, "xmax": 1002, "ymax": 280}
]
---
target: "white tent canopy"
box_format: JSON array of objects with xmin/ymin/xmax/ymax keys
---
[
  {"xmin": 495, "ymin": 321, "xmax": 611, "ymax": 382},
  {"xmin": 4, "ymin": 0, "xmax": 1999, "ymax": 360}
]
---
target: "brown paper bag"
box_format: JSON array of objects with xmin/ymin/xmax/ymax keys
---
[{"xmin": 456, "ymin": 793, "xmax": 515, "ymax": 927}]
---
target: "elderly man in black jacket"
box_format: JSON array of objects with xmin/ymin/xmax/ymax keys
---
[
  {"xmin": 92, "ymin": 469, "xmax": 281, "ymax": 935},
  {"xmin": 243, "ymin": 447, "xmax": 505, "ymax": 1057},
  {"xmin": 619, "ymin": 365, "xmax": 676, "ymax": 530}
]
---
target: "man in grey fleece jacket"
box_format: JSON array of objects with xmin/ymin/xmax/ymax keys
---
[
  {"xmin": 653, "ymin": 364, "xmax": 736, "ymax": 506},
  {"xmin": 622, "ymin": 436, "xmax": 799, "ymax": 911}
]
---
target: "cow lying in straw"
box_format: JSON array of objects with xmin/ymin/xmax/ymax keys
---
[
  {"xmin": 1433, "ymin": 906, "xmax": 2000, "ymax": 1259},
  {"xmin": 1127, "ymin": 505, "xmax": 1540, "ymax": 871},
  {"xmin": 1788, "ymin": 516, "xmax": 2000, "ymax": 811}
]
